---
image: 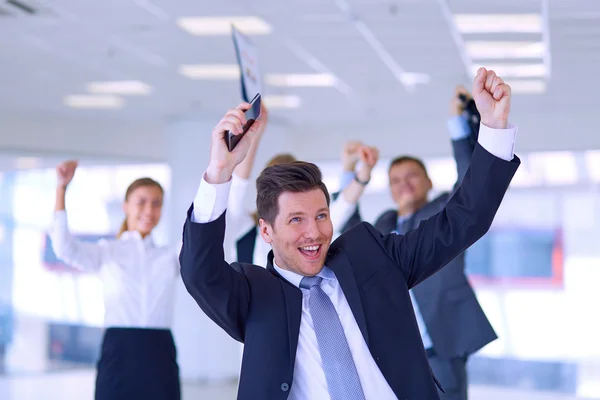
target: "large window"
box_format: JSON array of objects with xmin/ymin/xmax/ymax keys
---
[{"xmin": 1, "ymin": 161, "xmax": 170, "ymax": 373}]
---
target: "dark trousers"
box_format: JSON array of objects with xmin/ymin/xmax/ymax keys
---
[
  {"xmin": 95, "ymin": 327, "xmax": 181, "ymax": 400},
  {"xmin": 428, "ymin": 350, "xmax": 468, "ymax": 400}
]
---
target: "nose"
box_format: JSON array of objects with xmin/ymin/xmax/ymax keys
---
[
  {"xmin": 303, "ymin": 219, "xmax": 320, "ymax": 240},
  {"xmin": 143, "ymin": 203, "xmax": 155, "ymax": 216}
]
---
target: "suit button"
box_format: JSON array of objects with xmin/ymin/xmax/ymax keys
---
[{"xmin": 280, "ymin": 382, "xmax": 289, "ymax": 392}]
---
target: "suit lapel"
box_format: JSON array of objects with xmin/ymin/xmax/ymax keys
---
[
  {"xmin": 327, "ymin": 249, "xmax": 370, "ymax": 345},
  {"xmin": 266, "ymin": 252, "xmax": 303, "ymax": 371},
  {"xmin": 381, "ymin": 211, "xmax": 397, "ymax": 234}
]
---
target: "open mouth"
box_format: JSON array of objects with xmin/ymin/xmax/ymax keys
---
[{"xmin": 298, "ymin": 244, "xmax": 322, "ymax": 260}]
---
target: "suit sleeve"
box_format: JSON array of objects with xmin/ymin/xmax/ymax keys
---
[
  {"xmin": 368, "ymin": 144, "xmax": 519, "ymax": 289},
  {"xmin": 181, "ymin": 205, "xmax": 251, "ymax": 342}
]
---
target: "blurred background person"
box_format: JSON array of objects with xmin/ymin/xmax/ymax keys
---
[
  {"xmin": 49, "ymin": 160, "xmax": 181, "ymax": 400},
  {"xmin": 369, "ymin": 86, "xmax": 497, "ymax": 400}
]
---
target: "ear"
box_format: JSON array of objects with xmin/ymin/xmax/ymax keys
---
[
  {"xmin": 426, "ymin": 177, "xmax": 433, "ymax": 191},
  {"xmin": 122, "ymin": 201, "xmax": 128, "ymax": 214},
  {"xmin": 258, "ymin": 218, "xmax": 274, "ymax": 244}
]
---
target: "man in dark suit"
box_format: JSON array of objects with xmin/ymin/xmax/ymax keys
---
[
  {"xmin": 180, "ymin": 68, "xmax": 519, "ymax": 399},
  {"xmin": 372, "ymin": 87, "xmax": 496, "ymax": 400}
]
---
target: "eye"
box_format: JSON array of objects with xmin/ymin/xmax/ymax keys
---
[
  {"xmin": 290, "ymin": 217, "xmax": 301, "ymax": 223},
  {"xmin": 317, "ymin": 213, "xmax": 327, "ymax": 220}
]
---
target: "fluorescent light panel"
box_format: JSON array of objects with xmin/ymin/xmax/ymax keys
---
[
  {"xmin": 505, "ymin": 79, "xmax": 546, "ymax": 94},
  {"xmin": 263, "ymin": 95, "xmax": 301, "ymax": 109},
  {"xmin": 466, "ymin": 41, "xmax": 545, "ymax": 59},
  {"xmin": 179, "ymin": 64, "xmax": 240, "ymax": 80},
  {"xmin": 266, "ymin": 73, "xmax": 337, "ymax": 87},
  {"xmin": 86, "ymin": 80, "xmax": 152, "ymax": 95},
  {"xmin": 454, "ymin": 14, "xmax": 543, "ymax": 33},
  {"xmin": 64, "ymin": 95, "xmax": 124, "ymax": 109},
  {"xmin": 15, "ymin": 157, "xmax": 40, "ymax": 169},
  {"xmin": 471, "ymin": 63, "xmax": 547, "ymax": 78},
  {"xmin": 176, "ymin": 16, "xmax": 272, "ymax": 35}
]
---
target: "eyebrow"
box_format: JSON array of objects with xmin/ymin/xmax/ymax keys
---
[{"xmin": 285, "ymin": 207, "xmax": 329, "ymax": 219}]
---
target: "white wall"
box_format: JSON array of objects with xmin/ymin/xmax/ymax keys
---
[{"xmin": 0, "ymin": 112, "xmax": 166, "ymax": 162}]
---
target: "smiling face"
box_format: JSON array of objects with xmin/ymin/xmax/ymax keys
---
[
  {"xmin": 388, "ymin": 158, "xmax": 432, "ymax": 215},
  {"xmin": 121, "ymin": 178, "xmax": 164, "ymax": 238},
  {"xmin": 259, "ymin": 189, "xmax": 333, "ymax": 276},
  {"xmin": 256, "ymin": 161, "xmax": 332, "ymax": 276}
]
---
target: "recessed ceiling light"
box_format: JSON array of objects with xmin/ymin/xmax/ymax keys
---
[
  {"xmin": 466, "ymin": 41, "xmax": 545, "ymax": 59},
  {"xmin": 64, "ymin": 95, "xmax": 124, "ymax": 109},
  {"xmin": 454, "ymin": 14, "xmax": 543, "ymax": 33},
  {"xmin": 179, "ymin": 64, "xmax": 240, "ymax": 79},
  {"xmin": 265, "ymin": 73, "xmax": 337, "ymax": 87},
  {"xmin": 86, "ymin": 80, "xmax": 152, "ymax": 95},
  {"xmin": 472, "ymin": 63, "xmax": 547, "ymax": 78},
  {"xmin": 505, "ymin": 80, "xmax": 546, "ymax": 94},
  {"xmin": 400, "ymin": 72, "xmax": 431, "ymax": 86},
  {"xmin": 176, "ymin": 16, "xmax": 272, "ymax": 36},
  {"xmin": 263, "ymin": 95, "xmax": 301, "ymax": 109}
]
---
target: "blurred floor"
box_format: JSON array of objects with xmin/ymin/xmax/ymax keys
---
[{"xmin": 0, "ymin": 369, "xmax": 598, "ymax": 400}]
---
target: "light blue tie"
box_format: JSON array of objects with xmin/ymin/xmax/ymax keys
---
[{"xmin": 300, "ymin": 276, "xmax": 366, "ymax": 400}]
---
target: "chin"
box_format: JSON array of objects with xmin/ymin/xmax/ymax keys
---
[
  {"xmin": 137, "ymin": 226, "xmax": 154, "ymax": 236},
  {"xmin": 300, "ymin": 263, "xmax": 325, "ymax": 277}
]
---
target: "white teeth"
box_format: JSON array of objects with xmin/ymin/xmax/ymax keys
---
[{"xmin": 300, "ymin": 245, "xmax": 319, "ymax": 251}]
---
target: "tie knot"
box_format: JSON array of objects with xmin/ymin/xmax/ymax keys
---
[{"xmin": 300, "ymin": 276, "xmax": 323, "ymax": 290}]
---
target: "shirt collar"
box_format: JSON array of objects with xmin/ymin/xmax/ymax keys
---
[
  {"xmin": 397, "ymin": 213, "xmax": 412, "ymax": 224},
  {"xmin": 272, "ymin": 261, "xmax": 335, "ymax": 289},
  {"xmin": 120, "ymin": 230, "xmax": 155, "ymax": 247}
]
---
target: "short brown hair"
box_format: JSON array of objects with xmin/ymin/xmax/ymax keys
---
[
  {"xmin": 256, "ymin": 161, "xmax": 330, "ymax": 226},
  {"xmin": 389, "ymin": 156, "xmax": 429, "ymax": 177}
]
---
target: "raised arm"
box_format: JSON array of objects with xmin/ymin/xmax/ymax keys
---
[
  {"xmin": 373, "ymin": 68, "xmax": 519, "ymax": 288},
  {"xmin": 330, "ymin": 143, "xmax": 379, "ymax": 234},
  {"xmin": 449, "ymin": 86, "xmax": 478, "ymax": 187},
  {"xmin": 180, "ymin": 103, "xmax": 264, "ymax": 342},
  {"xmin": 227, "ymin": 104, "xmax": 268, "ymax": 223},
  {"xmin": 49, "ymin": 161, "xmax": 105, "ymax": 272}
]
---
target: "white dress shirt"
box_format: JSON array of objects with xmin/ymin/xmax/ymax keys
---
[
  {"xmin": 275, "ymin": 264, "xmax": 398, "ymax": 400},
  {"xmin": 191, "ymin": 122, "xmax": 518, "ymax": 399},
  {"xmin": 48, "ymin": 211, "xmax": 180, "ymax": 329},
  {"xmin": 222, "ymin": 174, "xmax": 360, "ymax": 267}
]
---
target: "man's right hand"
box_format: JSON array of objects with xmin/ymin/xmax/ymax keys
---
[
  {"xmin": 206, "ymin": 103, "xmax": 263, "ymax": 184},
  {"xmin": 341, "ymin": 141, "xmax": 363, "ymax": 172},
  {"xmin": 356, "ymin": 145, "xmax": 379, "ymax": 183},
  {"xmin": 56, "ymin": 160, "xmax": 78, "ymax": 190},
  {"xmin": 451, "ymin": 85, "xmax": 471, "ymax": 116}
]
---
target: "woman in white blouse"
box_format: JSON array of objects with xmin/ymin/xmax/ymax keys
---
[{"xmin": 49, "ymin": 160, "xmax": 180, "ymax": 400}]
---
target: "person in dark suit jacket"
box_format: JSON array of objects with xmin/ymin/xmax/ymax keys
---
[
  {"xmin": 227, "ymin": 135, "xmax": 376, "ymax": 266},
  {"xmin": 371, "ymin": 86, "xmax": 499, "ymax": 400},
  {"xmin": 180, "ymin": 68, "xmax": 520, "ymax": 399}
]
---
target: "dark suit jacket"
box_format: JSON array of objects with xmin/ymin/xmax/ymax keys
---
[
  {"xmin": 374, "ymin": 137, "xmax": 498, "ymax": 359},
  {"xmin": 180, "ymin": 145, "xmax": 519, "ymax": 400}
]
